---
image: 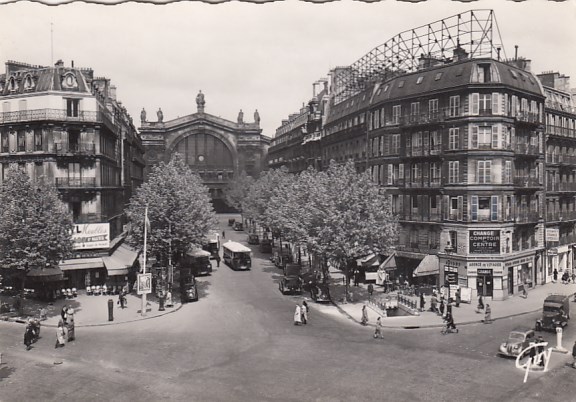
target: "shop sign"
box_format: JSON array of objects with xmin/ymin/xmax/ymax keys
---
[
  {"xmin": 477, "ymin": 268, "xmax": 493, "ymax": 275},
  {"xmin": 505, "ymin": 256, "xmax": 533, "ymax": 268},
  {"xmin": 469, "ymin": 230, "xmax": 500, "ymax": 254},
  {"xmin": 548, "ymin": 248, "xmax": 558, "ymax": 256},
  {"xmin": 72, "ymin": 223, "xmax": 110, "ymax": 250},
  {"xmin": 468, "ymin": 261, "xmax": 503, "ymax": 275}
]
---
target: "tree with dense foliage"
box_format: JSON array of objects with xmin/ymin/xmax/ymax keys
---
[
  {"xmin": 0, "ymin": 166, "xmax": 74, "ymax": 277},
  {"xmin": 223, "ymin": 170, "xmax": 254, "ymax": 214},
  {"xmin": 126, "ymin": 154, "xmax": 218, "ymax": 265}
]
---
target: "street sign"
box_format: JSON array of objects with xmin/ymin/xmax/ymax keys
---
[
  {"xmin": 546, "ymin": 228, "xmax": 559, "ymax": 242},
  {"xmin": 137, "ymin": 273, "xmax": 152, "ymax": 295}
]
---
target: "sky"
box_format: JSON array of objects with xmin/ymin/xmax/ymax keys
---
[{"xmin": 0, "ymin": 0, "xmax": 575, "ymax": 138}]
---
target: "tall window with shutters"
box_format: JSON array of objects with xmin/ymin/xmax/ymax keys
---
[
  {"xmin": 448, "ymin": 161, "xmax": 459, "ymax": 184},
  {"xmin": 448, "ymin": 127, "xmax": 459, "ymax": 150},
  {"xmin": 449, "ymin": 96, "xmax": 460, "ymax": 117}
]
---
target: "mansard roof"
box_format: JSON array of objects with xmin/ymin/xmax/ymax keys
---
[{"xmin": 326, "ymin": 57, "xmax": 545, "ymax": 125}]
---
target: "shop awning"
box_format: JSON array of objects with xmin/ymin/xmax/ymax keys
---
[
  {"xmin": 379, "ymin": 254, "xmax": 397, "ymax": 271},
  {"xmin": 59, "ymin": 257, "xmax": 105, "ymax": 271},
  {"xmin": 102, "ymin": 244, "xmax": 139, "ymax": 276},
  {"xmin": 27, "ymin": 267, "xmax": 64, "ymax": 282},
  {"xmin": 412, "ymin": 254, "xmax": 439, "ymax": 277}
]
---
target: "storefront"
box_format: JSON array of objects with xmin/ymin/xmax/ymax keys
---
[
  {"xmin": 504, "ymin": 255, "xmax": 535, "ymax": 296},
  {"xmin": 467, "ymin": 261, "xmax": 503, "ymax": 300}
]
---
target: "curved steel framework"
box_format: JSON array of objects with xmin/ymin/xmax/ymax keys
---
[{"xmin": 334, "ymin": 9, "xmax": 506, "ymax": 103}]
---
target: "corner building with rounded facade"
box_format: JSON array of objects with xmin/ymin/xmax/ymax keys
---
[{"xmin": 322, "ymin": 53, "xmax": 546, "ymax": 300}]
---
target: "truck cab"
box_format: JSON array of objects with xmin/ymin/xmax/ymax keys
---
[{"xmin": 536, "ymin": 294, "xmax": 570, "ymax": 332}]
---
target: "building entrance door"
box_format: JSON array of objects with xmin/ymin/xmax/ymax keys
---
[
  {"xmin": 477, "ymin": 273, "xmax": 494, "ymax": 297},
  {"xmin": 508, "ymin": 267, "xmax": 514, "ymax": 295}
]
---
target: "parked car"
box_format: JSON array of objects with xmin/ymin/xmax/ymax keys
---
[
  {"xmin": 279, "ymin": 264, "xmax": 302, "ymax": 295},
  {"xmin": 536, "ymin": 294, "xmax": 570, "ymax": 332},
  {"xmin": 228, "ymin": 218, "xmax": 236, "ymax": 227},
  {"xmin": 260, "ymin": 238, "xmax": 273, "ymax": 253},
  {"xmin": 233, "ymin": 222, "xmax": 244, "ymax": 231},
  {"xmin": 498, "ymin": 327, "xmax": 536, "ymax": 357},
  {"xmin": 248, "ymin": 233, "xmax": 260, "ymax": 245}
]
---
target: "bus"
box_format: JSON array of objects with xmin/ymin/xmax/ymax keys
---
[
  {"xmin": 222, "ymin": 241, "xmax": 252, "ymax": 270},
  {"xmin": 202, "ymin": 232, "xmax": 220, "ymax": 260},
  {"xmin": 181, "ymin": 248, "xmax": 213, "ymax": 276}
]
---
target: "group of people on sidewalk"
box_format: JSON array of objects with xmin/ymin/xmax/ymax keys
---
[
  {"xmin": 55, "ymin": 305, "xmax": 75, "ymax": 349},
  {"xmin": 294, "ymin": 301, "xmax": 309, "ymax": 325}
]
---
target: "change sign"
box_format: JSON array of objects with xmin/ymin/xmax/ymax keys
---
[{"xmin": 469, "ymin": 230, "xmax": 500, "ymax": 254}]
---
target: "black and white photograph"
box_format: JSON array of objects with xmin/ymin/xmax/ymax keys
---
[{"xmin": 1, "ymin": 0, "xmax": 576, "ymax": 401}]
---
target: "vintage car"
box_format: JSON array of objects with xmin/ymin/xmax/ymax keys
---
[
  {"xmin": 248, "ymin": 233, "xmax": 260, "ymax": 245},
  {"xmin": 498, "ymin": 327, "xmax": 536, "ymax": 357},
  {"xmin": 535, "ymin": 294, "xmax": 570, "ymax": 332},
  {"xmin": 279, "ymin": 264, "xmax": 302, "ymax": 295},
  {"xmin": 260, "ymin": 238, "xmax": 273, "ymax": 253},
  {"xmin": 227, "ymin": 218, "xmax": 236, "ymax": 227},
  {"xmin": 233, "ymin": 221, "xmax": 244, "ymax": 231},
  {"xmin": 180, "ymin": 275, "xmax": 199, "ymax": 303}
]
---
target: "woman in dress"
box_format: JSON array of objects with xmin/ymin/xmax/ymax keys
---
[
  {"xmin": 294, "ymin": 304, "xmax": 302, "ymax": 325},
  {"xmin": 55, "ymin": 320, "xmax": 66, "ymax": 348}
]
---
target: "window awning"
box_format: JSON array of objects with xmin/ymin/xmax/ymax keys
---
[
  {"xmin": 27, "ymin": 267, "xmax": 64, "ymax": 282},
  {"xmin": 357, "ymin": 253, "xmax": 380, "ymax": 267},
  {"xmin": 59, "ymin": 257, "xmax": 105, "ymax": 271},
  {"xmin": 102, "ymin": 244, "xmax": 139, "ymax": 276},
  {"xmin": 412, "ymin": 254, "xmax": 439, "ymax": 277}
]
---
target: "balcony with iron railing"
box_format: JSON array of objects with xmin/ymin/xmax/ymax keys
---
[
  {"xmin": 513, "ymin": 176, "xmax": 540, "ymax": 188},
  {"xmin": 398, "ymin": 109, "xmax": 450, "ymax": 127},
  {"xmin": 0, "ymin": 108, "xmax": 118, "ymax": 135},
  {"xmin": 513, "ymin": 143, "xmax": 540, "ymax": 157},
  {"xmin": 55, "ymin": 177, "xmax": 97, "ymax": 188},
  {"xmin": 546, "ymin": 211, "xmax": 576, "ymax": 222},
  {"xmin": 515, "ymin": 112, "xmax": 541, "ymax": 125},
  {"xmin": 515, "ymin": 212, "xmax": 541, "ymax": 224},
  {"xmin": 546, "ymin": 125, "xmax": 576, "ymax": 138},
  {"xmin": 545, "ymin": 100, "xmax": 576, "ymax": 114},
  {"xmin": 547, "ymin": 182, "xmax": 576, "ymax": 192},
  {"xmin": 405, "ymin": 145, "xmax": 443, "ymax": 157},
  {"xmin": 404, "ymin": 177, "xmax": 442, "ymax": 188},
  {"xmin": 546, "ymin": 154, "xmax": 576, "ymax": 165},
  {"xmin": 55, "ymin": 142, "xmax": 96, "ymax": 156}
]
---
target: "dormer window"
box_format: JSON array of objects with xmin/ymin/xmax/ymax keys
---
[
  {"xmin": 23, "ymin": 75, "xmax": 34, "ymax": 91},
  {"xmin": 510, "ymin": 70, "xmax": 518, "ymax": 79},
  {"xmin": 62, "ymin": 73, "xmax": 78, "ymax": 89},
  {"xmin": 8, "ymin": 76, "xmax": 17, "ymax": 92}
]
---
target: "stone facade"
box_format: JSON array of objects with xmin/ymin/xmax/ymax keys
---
[{"xmin": 139, "ymin": 91, "xmax": 270, "ymax": 211}]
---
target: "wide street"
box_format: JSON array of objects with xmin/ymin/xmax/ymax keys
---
[{"xmin": 1, "ymin": 214, "xmax": 576, "ymax": 402}]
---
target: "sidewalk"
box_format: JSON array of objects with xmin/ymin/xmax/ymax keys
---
[
  {"xmin": 0, "ymin": 291, "xmax": 182, "ymax": 327},
  {"xmin": 323, "ymin": 270, "xmax": 576, "ymax": 329}
]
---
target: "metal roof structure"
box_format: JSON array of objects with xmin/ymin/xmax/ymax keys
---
[{"xmin": 333, "ymin": 9, "xmax": 506, "ymax": 104}]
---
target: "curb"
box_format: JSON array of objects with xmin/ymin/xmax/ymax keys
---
[
  {"xmin": 331, "ymin": 299, "xmax": 546, "ymax": 330},
  {"xmin": 1, "ymin": 303, "xmax": 184, "ymax": 328}
]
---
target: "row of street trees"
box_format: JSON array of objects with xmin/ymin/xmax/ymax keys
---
[{"xmin": 238, "ymin": 161, "xmax": 398, "ymax": 300}]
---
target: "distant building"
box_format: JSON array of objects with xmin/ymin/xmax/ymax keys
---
[
  {"xmin": 139, "ymin": 91, "xmax": 270, "ymax": 211},
  {"xmin": 537, "ymin": 71, "xmax": 576, "ymax": 279},
  {"xmin": 0, "ymin": 60, "xmax": 144, "ymax": 294}
]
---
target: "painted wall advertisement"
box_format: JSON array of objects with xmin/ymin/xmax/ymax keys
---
[
  {"xmin": 469, "ymin": 230, "xmax": 500, "ymax": 254},
  {"xmin": 72, "ymin": 223, "xmax": 110, "ymax": 250}
]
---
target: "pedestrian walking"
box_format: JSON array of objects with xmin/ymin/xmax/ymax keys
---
[
  {"xmin": 222, "ymin": 230, "xmax": 225, "ymax": 239},
  {"xmin": 361, "ymin": 304, "xmax": 368, "ymax": 326},
  {"xmin": 61, "ymin": 304, "xmax": 68, "ymax": 324},
  {"xmin": 439, "ymin": 298, "xmax": 445, "ymax": 316},
  {"xmin": 55, "ymin": 320, "xmax": 66, "ymax": 348},
  {"xmin": 118, "ymin": 291, "xmax": 126, "ymax": 309},
  {"xmin": 484, "ymin": 304, "xmax": 492, "ymax": 323},
  {"xmin": 477, "ymin": 295, "xmax": 484, "ymax": 312},
  {"xmin": 455, "ymin": 289, "xmax": 461, "ymax": 307},
  {"xmin": 353, "ymin": 268, "xmax": 360, "ymax": 287},
  {"xmin": 294, "ymin": 304, "xmax": 302, "ymax": 326},
  {"xmin": 165, "ymin": 290, "xmax": 173, "ymax": 307},
  {"xmin": 430, "ymin": 294, "xmax": 437, "ymax": 313},
  {"xmin": 553, "ymin": 268, "xmax": 558, "ymax": 282},
  {"xmin": 420, "ymin": 293, "xmax": 426, "ymax": 312},
  {"xmin": 572, "ymin": 340, "xmax": 576, "ymax": 368},
  {"xmin": 302, "ymin": 300, "xmax": 309, "ymax": 320},
  {"xmin": 216, "ymin": 254, "xmax": 221, "ymax": 268},
  {"xmin": 537, "ymin": 336, "xmax": 545, "ymax": 367},
  {"xmin": 301, "ymin": 302, "xmax": 308, "ymax": 325},
  {"xmin": 528, "ymin": 340, "xmax": 537, "ymax": 365},
  {"xmin": 66, "ymin": 307, "xmax": 75, "ymax": 342},
  {"xmin": 374, "ymin": 316, "xmax": 383, "ymax": 339}
]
